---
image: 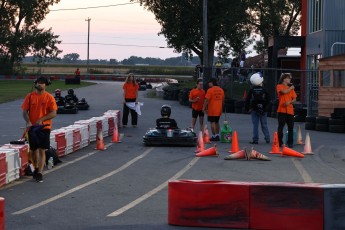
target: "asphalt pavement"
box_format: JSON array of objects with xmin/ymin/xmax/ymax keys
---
[{"xmin": 0, "ymin": 80, "xmax": 345, "ymax": 230}]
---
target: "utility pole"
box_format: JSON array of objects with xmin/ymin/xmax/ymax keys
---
[
  {"xmin": 202, "ymin": 0, "xmax": 208, "ymax": 86},
  {"xmin": 85, "ymin": 17, "xmax": 91, "ymax": 76}
]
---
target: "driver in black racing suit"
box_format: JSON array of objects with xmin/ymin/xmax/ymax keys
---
[{"xmin": 156, "ymin": 105, "xmax": 178, "ymax": 129}]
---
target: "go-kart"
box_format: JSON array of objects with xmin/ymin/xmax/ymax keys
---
[
  {"xmin": 143, "ymin": 128, "xmax": 197, "ymax": 146},
  {"xmin": 76, "ymin": 98, "xmax": 90, "ymax": 110},
  {"xmin": 57, "ymin": 100, "xmax": 78, "ymax": 114}
]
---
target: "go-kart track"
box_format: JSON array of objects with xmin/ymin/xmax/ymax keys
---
[{"xmin": 1, "ymin": 80, "xmax": 345, "ymax": 230}]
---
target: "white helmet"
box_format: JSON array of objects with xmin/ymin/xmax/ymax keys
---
[{"xmin": 250, "ymin": 73, "xmax": 263, "ymax": 86}]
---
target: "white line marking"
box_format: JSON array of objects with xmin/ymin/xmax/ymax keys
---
[
  {"xmin": 107, "ymin": 157, "xmax": 200, "ymax": 217},
  {"xmin": 292, "ymin": 158, "xmax": 313, "ymax": 183},
  {"xmin": 12, "ymin": 147, "xmax": 154, "ymax": 215}
]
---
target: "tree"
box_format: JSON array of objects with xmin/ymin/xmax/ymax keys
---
[
  {"xmin": 0, "ymin": 0, "xmax": 62, "ymax": 74},
  {"xmin": 63, "ymin": 53, "xmax": 80, "ymax": 63},
  {"xmin": 132, "ymin": 0, "xmax": 252, "ymax": 67},
  {"xmin": 247, "ymin": 0, "xmax": 302, "ymax": 54}
]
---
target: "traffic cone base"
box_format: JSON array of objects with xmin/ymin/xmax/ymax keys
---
[
  {"xmin": 281, "ymin": 146, "xmax": 304, "ymax": 158},
  {"xmin": 228, "ymin": 131, "xmax": 240, "ymax": 153},
  {"xmin": 196, "ymin": 145, "xmax": 218, "ymax": 157},
  {"xmin": 224, "ymin": 148, "xmax": 247, "ymax": 160},
  {"xmin": 302, "ymin": 132, "xmax": 313, "ymax": 155},
  {"xmin": 269, "ymin": 131, "xmax": 281, "ymax": 154},
  {"xmin": 248, "ymin": 147, "xmax": 271, "ymax": 161},
  {"xmin": 203, "ymin": 125, "xmax": 211, "ymax": 144},
  {"xmin": 95, "ymin": 129, "xmax": 106, "ymax": 150},
  {"xmin": 111, "ymin": 124, "xmax": 121, "ymax": 143},
  {"xmin": 195, "ymin": 131, "xmax": 205, "ymax": 153}
]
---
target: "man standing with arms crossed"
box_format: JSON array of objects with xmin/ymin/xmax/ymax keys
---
[
  {"xmin": 22, "ymin": 77, "xmax": 57, "ymax": 182},
  {"xmin": 203, "ymin": 78, "xmax": 225, "ymax": 141}
]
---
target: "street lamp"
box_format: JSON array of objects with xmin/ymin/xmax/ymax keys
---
[{"xmin": 85, "ymin": 17, "xmax": 91, "ymax": 76}]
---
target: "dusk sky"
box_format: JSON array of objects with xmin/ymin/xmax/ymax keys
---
[{"xmin": 40, "ymin": 0, "xmax": 180, "ymax": 61}]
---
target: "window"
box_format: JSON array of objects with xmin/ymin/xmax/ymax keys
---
[
  {"xmin": 334, "ymin": 70, "xmax": 345, "ymax": 87},
  {"xmin": 320, "ymin": 70, "xmax": 331, "ymax": 87},
  {"xmin": 309, "ymin": 0, "xmax": 323, "ymax": 33}
]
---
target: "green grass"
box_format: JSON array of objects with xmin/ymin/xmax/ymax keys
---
[{"xmin": 0, "ymin": 80, "xmax": 95, "ymax": 104}]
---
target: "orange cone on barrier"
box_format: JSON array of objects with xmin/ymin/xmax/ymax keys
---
[
  {"xmin": 247, "ymin": 147, "xmax": 271, "ymax": 161},
  {"xmin": 196, "ymin": 144, "xmax": 218, "ymax": 157},
  {"xmin": 195, "ymin": 131, "xmax": 205, "ymax": 153},
  {"xmin": 111, "ymin": 123, "xmax": 121, "ymax": 143},
  {"xmin": 95, "ymin": 129, "xmax": 106, "ymax": 150},
  {"xmin": 281, "ymin": 146, "xmax": 304, "ymax": 158},
  {"xmin": 228, "ymin": 131, "xmax": 240, "ymax": 153},
  {"xmin": 224, "ymin": 148, "xmax": 247, "ymax": 160},
  {"xmin": 269, "ymin": 132, "xmax": 281, "ymax": 154},
  {"xmin": 203, "ymin": 125, "xmax": 211, "ymax": 144},
  {"xmin": 296, "ymin": 125, "xmax": 304, "ymax": 145},
  {"xmin": 302, "ymin": 132, "xmax": 313, "ymax": 155}
]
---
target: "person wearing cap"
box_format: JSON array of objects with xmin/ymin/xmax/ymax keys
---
[
  {"xmin": 245, "ymin": 73, "xmax": 271, "ymax": 144},
  {"xmin": 276, "ymin": 73, "xmax": 297, "ymax": 148},
  {"xmin": 202, "ymin": 78, "xmax": 225, "ymax": 141},
  {"xmin": 188, "ymin": 78, "xmax": 205, "ymax": 132},
  {"xmin": 21, "ymin": 76, "xmax": 57, "ymax": 182}
]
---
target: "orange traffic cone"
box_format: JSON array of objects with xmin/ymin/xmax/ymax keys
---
[
  {"xmin": 302, "ymin": 132, "xmax": 313, "ymax": 155},
  {"xmin": 203, "ymin": 125, "xmax": 211, "ymax": 144},
  {"xmin": 281, "ymin": 146, "xmax": 304, "ymax": 158},
  {"xmin": 228, "ymin": 131, "xmax": 240, "ymax": 153},
  {"xmin": 269, "ymin": 132, "xmax": 281, "ymax": 154},
  {"xmin": 111, "ymin": 123, "xmax": 121, "ymax": 143},
  {"xmin": 296, "ymin": 125, "xmax": 304, "ymax": 145},
  {"xmin": 95, "ymin": 129, "xmax": 106, "ymax": 150},
  {"xmin": 247, "ymin": 147, "xmax": 271, "ymax": 161},
  {"xmin": 195, "ymin": 131, "xmax": 205, "ymax": 153},
  {"xmin": 224, "ymin": 148, "xmax": 247, "ymax": 160},
  {"xmin": 196, "ymin": 144, "xmax": 218, "ymax": 157}
]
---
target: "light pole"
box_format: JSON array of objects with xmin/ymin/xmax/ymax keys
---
[
  {"xmin": 202, "ymin": 0, "xmax": 208, "ymax": 86},
  {"xmin": 85, "ymin": 17, "xmax": 91, "ymax": 76}
]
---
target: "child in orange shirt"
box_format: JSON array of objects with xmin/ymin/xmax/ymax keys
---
[
  {"xmin": 122, "ymin": 73, "xmax": 139, "ymax": 127},
  {"xmin": 189, "ymin": 79, "xmax": 205, "ymax": 132}
]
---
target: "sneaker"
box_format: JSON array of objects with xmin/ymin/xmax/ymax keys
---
[
  {"xmin": 288, "ymin": 144, "xmax": 294, "ymax": 148},
  {"xmin": 265, "ymin": 139, "xmax": 270, "ymax": 144},
  {"xmin": 132, "ymin": 125, "xmax": 137, "ymax": 128},
  {"xmin": 122, "ymin": 125, "xmax": 127, "ymax": 128},
  {"xmin": 249, "ymin": 141, "xmax": 258, "ymax": 144},
  {"xmin": 210, "ymin": 136, "xmax": 219, "ymax": 141},
  {"xmin": 36, "ymin": 173, "xmax": 43, "ymax": 183},
  {"xmin": 32, "ymin": 168, "xmax": 38, "ymax": 180}
]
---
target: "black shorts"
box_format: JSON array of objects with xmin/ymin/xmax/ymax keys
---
[
  {"xmin": 28, "ymin": 129, "xmax": 51, "ymax": 151},
  {"xmin": 192, "ymin": 109, "xmax": 204, "ymax": 118},
  {"xmin": 207, "ymin": 116, "xmax": 220, "ymax": 123}
]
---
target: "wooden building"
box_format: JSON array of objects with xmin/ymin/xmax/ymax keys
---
[{"xmin": 318, "ymin": 54, "xmax": 345, "ymax": 116}]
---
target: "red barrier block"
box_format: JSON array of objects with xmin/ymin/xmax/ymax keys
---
[
  {"xmin": 2, "ymin": 144, "xmax": 29, "ymax": 177},
  {"xmin": 168, "ymin": 180, "xmax": 250, "ymax": 229},
  {"xmin": 0, "ymin": 197, "xmax": 4, "ymax": 230},
  {"xmin": 54, "ymin": 133, "xmax": 66, "ymax": 158},
  {"xmin": 72, "ymin": 129, "xmax": 81, "ymax": 152},
  {"xmin": 250, "ymin": 182, "xmax": 324, "ymax": 230},
  {"xmin": 323, "ymin": 184, "xmax": 345, "ymax": 230},
  {"xmin": 0, "ymin": 154, "xmax": 6, "ymax": 187}
]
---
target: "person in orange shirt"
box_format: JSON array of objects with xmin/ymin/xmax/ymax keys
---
[
  {"xmin": 22, "ymin": 76, "xmax": 57, "ymax": 182},
  {"xmin": 189, "ymin": 79, "xmax": 205, "ymax": 132},
  {"xmin": 203, "ymin": 78, "xmax": 225, "ymax": 141},
  {"xmin": 276, "ymin": 73, "xmax": 297, "ymax": 148},
  {"xmin": 122, "ymin": 73, "xmax": 139, "ymax": 127}
]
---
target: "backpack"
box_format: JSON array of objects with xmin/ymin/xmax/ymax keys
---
[
  {"xmin": 250, "ymin": 87, "xmax": 268, "ymax": 114},
  {"xmin": 45, "ymin": 146, "xmax": 62, "ymax": 165}
]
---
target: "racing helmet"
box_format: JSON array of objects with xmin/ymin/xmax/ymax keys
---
[
  {"xmin": 250, "ymin": 73, "xmax": 263, "ymax": 86},
  {"xmin": 55, "ymin": 89, "xmax": 61, "ymax": 97},
  {"xmin": 161, "ymin": 105, "xmax": 171, "ymax": 117},
  {"xmin": 68, "ymin": 88, "xmax": 74, "ymax": 95}
]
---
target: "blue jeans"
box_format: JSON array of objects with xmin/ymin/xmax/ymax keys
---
[{"xmin": 251, "ymin": 111, "xmax": 270, "ymax": 142}]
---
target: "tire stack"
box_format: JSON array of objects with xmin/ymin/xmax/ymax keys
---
[
  {"xmin": 305, "ymin": 116, "xmax": 316, "ymax": 130},
  {"xmin": 270, "ymin": 99, "xmax": 279, "ymax": 118},
  {"xmin": 223, "ymin": 99, "xmax": 235, "ymax": 113},
  {"xmin": 234, "ymin": 100, "xmax": 245, "ymax": 114},
  {"xmin": 179, "ymin": 88, "xmax": 191, "ymax": 106},
  {"xmin": 294, "ymin": 106, "xmax": 307, "ymax": 122},
  {"xmin": 315, "ymin": 116, "xmax": 329, "ymax": 132},
  {"xmin": 329, "ymin": 108, "xmax": 345, "ymax": 133},
  {"xmin": 163, "ymin": 85, "xmax": 180, "ymax": 101}
]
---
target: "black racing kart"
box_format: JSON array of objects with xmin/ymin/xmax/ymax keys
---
[
  {"xmin": 57, "ymin": 100, "xmax": 78, "ymax": 114},
  {"xmin": 143, "ymin": 128, "xmax": 197, "ymax": 146},
  {"xmin": 76, "ymin": 98, "xmax": 90, "ymax": 110}
]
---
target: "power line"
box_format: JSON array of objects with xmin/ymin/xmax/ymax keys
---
[
  {"xmin": 62, "ymin": 42, "xmax": 167, "ymax": 49},
  {"xmin": 50, "ymin": 2, "xmax": 137, "ymax": 12}
]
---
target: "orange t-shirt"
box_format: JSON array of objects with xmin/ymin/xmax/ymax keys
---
[
  {"xmin": 276, "ymin": 84, "xmax": 297, "ymax": 115},
  {"xmin": 189, "ymin": 88, "xmax": 205, "ymax": 111},
  {"xmin": 123, "ymin": 82, "xmax": 139, "ymax": 99},
  {"xmin": 205, "ymin": 86, "xmax": 224, "ymax": 116},
  {"xmin": 21, "ymin": 92, "xmax": 57, "ymax": 129}
]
